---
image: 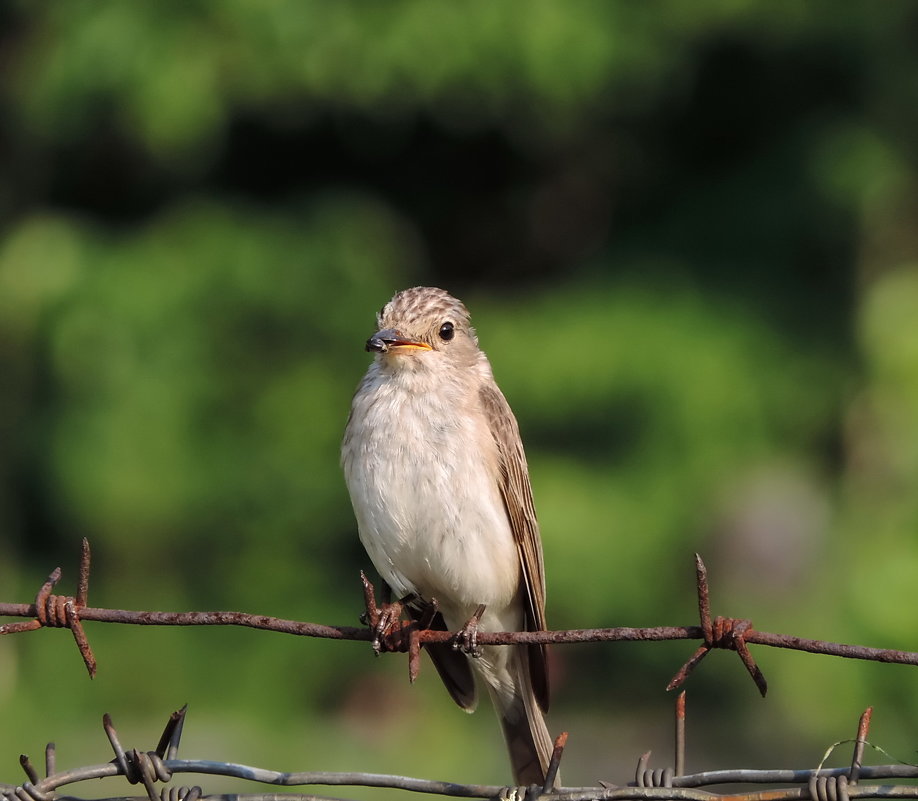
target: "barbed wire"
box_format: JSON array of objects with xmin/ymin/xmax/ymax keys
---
[
  {"xmin": 3, "ymin": 701, "xmax": 917, "ymax": 801},
  {"xmin": 2, "ymin": 540, "xmax": 918, "ymax": 696},
  {"xmin": 5, "ymin": 542, "xmax": 918, "ymax": 801}
]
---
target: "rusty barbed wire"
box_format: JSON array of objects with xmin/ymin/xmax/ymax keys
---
[
  {"xmin": 2, "ymin": 702, "xmax": 917, "ymax": 801},
  {"xmin": 3, "ymin": 543, "xmax": 918, "ymax": 697},
  {"xmin": 0, "ymin": 539, "xmax": 96, "ymax": 676}
]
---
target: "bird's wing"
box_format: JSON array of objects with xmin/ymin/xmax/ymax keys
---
[{"xmin": 479, "ymin": 383, "xmax": 550, "ymax": 711}]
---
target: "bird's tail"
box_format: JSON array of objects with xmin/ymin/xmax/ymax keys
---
[{"xmin": 485, "ymin": 645, "xmax": 557, "ymax": 788}]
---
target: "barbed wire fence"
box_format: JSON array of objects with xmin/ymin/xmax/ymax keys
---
[{"xmin": 2, "ymin": 539, "xmax": 918, "ymax": 801}]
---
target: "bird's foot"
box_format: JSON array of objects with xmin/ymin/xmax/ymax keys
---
[
  {"xmin": 372, "ymin": 599, "xmax": 407, "ymax": 653},
  {"xmin": 452, "ymin": 603, "xmax": 487, "ymax": 658},
  {"xmin": 360, "ymin": 572, "xmax": 413, "ymax": 653}
]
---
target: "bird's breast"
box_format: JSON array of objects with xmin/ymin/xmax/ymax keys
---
[{"xmin": 342, "ymin": 371, "xmax": 520, "ymax": 620}]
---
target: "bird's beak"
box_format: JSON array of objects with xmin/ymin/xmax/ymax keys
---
[{"xmin": 366, "ymin": 328, "xmax": 433, "ymax": 354}]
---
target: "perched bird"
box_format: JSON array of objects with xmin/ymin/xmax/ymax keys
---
[{"xmin": 341, "ymin": 286, "xmax": 554, "ymax": 786}]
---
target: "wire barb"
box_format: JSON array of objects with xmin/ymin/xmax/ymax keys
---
[
  {"xmin": 155, "ymin": 705, "xmax": 189, "ymax": 761},
  {"xmin": 76, "ymin": 538, "xmax": 91, "ymax": 607},
  {"xmin": 408, "ymin": 626, "xmax": 422, "ymax": 683},
  {"xmin": 667, "ymin": 555, "xmax": 768, "ymax": 696},
  {"xmin": 17, "ymin": 757, "xmax": 37, "ymax": 787},
  {"xmin": 674, "ymin": 692, "xmax": 686, "ymax": 778},
  {"xmin": 542, "ymin": 731, "xmax": 568, "ymax": 793},
  {"xmin": 44, "ymin": 744, "xmax": 55, "ymax": 780},
  {"xmin": 0, "ymin": 542, "xmax": 97, "ymax": 677},
  {"xmin": 849, "ymin": 707, "xmax": 872, "ymax": 785},
  {"xmin": 102, "ymin": 712, "xmax": 181, "ymax": 801}
]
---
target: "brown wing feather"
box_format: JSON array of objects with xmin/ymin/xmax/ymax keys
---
[{"xmin": 479, "ymin": 383, "xmax": 550, "ymax": 711}]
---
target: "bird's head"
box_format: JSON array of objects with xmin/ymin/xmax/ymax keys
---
[{"xmin": 366, "ymin": 287, "xmax": 479, "ymax": 367}]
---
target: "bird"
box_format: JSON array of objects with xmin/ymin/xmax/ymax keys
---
[{"xmin": 341, "ymin": 286, "xmax": 554, "ymax": 786}]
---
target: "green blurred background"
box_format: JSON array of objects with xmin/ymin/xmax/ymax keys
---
[{"xmin": 2, "ymin": 0, "xmax": 918, "ymax": 793}]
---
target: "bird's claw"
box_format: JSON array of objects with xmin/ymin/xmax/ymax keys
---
[
  {"xmin": 360, "ymin": 572, "xmax": 413, "ymax": 653},
  {"xmin": 452, "ymin": 603, "xmax": 487, "ymax": 658},
  {"xmin": 371, "ymin": 599, "xmax": 406, "ymax": 653}
]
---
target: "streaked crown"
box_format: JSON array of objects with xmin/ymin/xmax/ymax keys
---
[{"xmin": 377, "ymin": 286, "xmax": 471, "ymax": 332}]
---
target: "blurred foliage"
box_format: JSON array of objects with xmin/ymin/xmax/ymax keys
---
[{"xmin": 2, "ymin": 0, "xmax": 918, "ymax": 791}]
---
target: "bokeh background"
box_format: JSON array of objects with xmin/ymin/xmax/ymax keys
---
[{"xmin": 3, "ymin": 1, "xmax": 918, "ymax": 794}]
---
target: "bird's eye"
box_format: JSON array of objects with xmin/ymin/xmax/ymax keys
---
[{"xmin": 438, "ymin": 321, "xmax": 455, "ymax": 341}]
